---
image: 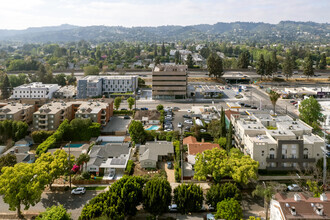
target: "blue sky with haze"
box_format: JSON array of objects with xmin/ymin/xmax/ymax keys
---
[{"xmin": 0, "ymin": 0, "xmax": 329, "ymax": 29}]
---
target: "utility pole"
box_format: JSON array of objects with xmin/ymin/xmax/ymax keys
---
[
  {"xmin": 180, "ymin": 127, "xmax": 184, "ymax": 183},
  {"xmin": 68, "ymin": 141, "xmax": 72, "ymax": 190}
]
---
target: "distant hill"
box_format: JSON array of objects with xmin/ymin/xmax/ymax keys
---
[{"xmin": 0, "ymin": 21, "xmax": 329, "ymax": 43}]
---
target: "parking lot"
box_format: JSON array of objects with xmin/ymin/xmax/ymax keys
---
[
  {"xmin": 163, "ymin": 107, "xmax": 193, "ymax": 132},
  {"xmin": 101, "ymin": 116, "xmax": 130, "ymax": 134}
]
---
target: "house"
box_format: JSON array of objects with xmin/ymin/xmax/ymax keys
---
[
  {"xmin": 133, "ymin": 110, "xmax": 161, "ymax": 125},
  {"xmin": 270, "ymin": 192, "xmax": 330, "ymax": 220},
  {"xmin": 183, "ymin": 136, "xmax": 220, "ymax": 165},
  {"xmin": 139, "ymin": 141, "xmax": 174, "ymax": 168},
  {"xmin": 87, "ymin": 143, "xmax": 131, "ymax": 177},
  {"xmin": 3, "ymin": 143, "xmax": 35, "ymax": 163}
]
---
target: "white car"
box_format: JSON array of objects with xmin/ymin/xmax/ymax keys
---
[
  {"xmin": 71, "ymin": 187, "xmax": 86, "ymax": 195},
  {"xmin": 200, "ymin": 129, "xmax": 207, "ymax": 132},
  {"xmin": 178, "ymin": 122, "xmax": 183, "ymax": 128},
  {"xmin": 287, "ymin": 184, "xmax": 301, "ymax": 191},
  {"xmin": 108, "ymin": 170, "xmax": 116, "ymax": 180},
  {"xmin": 184, "ymin": 120, "xmax": 193, "ymax": 124},
  {"xmin": 187, "ymin": 109, "xmax": 191, "ymax": 113}
]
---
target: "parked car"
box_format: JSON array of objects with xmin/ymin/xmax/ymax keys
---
[
  {"xmin": 251, "ymin": 106, "xmax": 258, "ymax": 109},
  {"xmin": 168, "ymin": 204, "xmax": 178, "ymax": 212},
  {"xmin": 292, "ymin": 101, "xmax": 298, "ymax": 105},
  {"xmin": 287, "ymin": 184, "xmax": 301, "ymax": 191},
  {"xmin": 71, "ymin": 187, "xmax": 86, "ymax": 195},
  {"xmin": 205, "ymin": 213, "xmax": 215, "ymax": 220},
  {"xmin": 178, "ymin": 122, "xmax": 183, "ymax": 128},
  {"xmin": 244, "ymin": 104, "xmax": 251, "ymax": 108},
  {"xmin": 120, "ymin": 108, "xmax": 127, "ymax": 111},
  {"xmin": 289, "ymin": 100, "xmax": 296, "ymax": 103},
  {"xmin": 108, "ymin": 169, "xmax": 116, "ymax": 180},
  {"xmin": 165, "ymin": 115, "xmax": 173, "ymax": 120},
  {"xmin": 277, "ymin": 75, "xmax": 283, "ymax": 77},
  {"xmin": 200, "ymin": 129, "xmax": 207, "ymax": 132},
  {"xmin": 140, "ymin": 107, "xmax": 148, "ymax": 110},
  {"xmin": 187, "ymin": 109, "xmax": 192, "ymax": 113},
  {"xmin": 167, "ymin": 161, "xmax": 173, "ymax": 169},
  {"xmin": 183, "ymin": 114, "xmax": 191, "ymax": 119},
  {"xmin": 184, "ymin": 119, "xmax": 193, "ymax": 124},
  {"xmin": 204, "ymin": 120, "xmax": 210, "ymax": 124},
  {"xmin": 173, "ymin": 107, "xmax": 180, "ymax": 111},
  {"xmin": 124, "ymin": 115, "xmax": 130, "ymax": 119},
  {"xmin": 184, "ymin": 126, "xmax": 191, "ymax": 132},
  {"xmin": 239, "ymin": 102, "xmax": 245, "ymax": 106}
]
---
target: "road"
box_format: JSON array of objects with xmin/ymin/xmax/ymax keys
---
[{"xmin": 0, "ymin": 190, "xmax": 102, "ymax": 220}]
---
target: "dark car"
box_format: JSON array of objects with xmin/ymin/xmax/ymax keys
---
[
  {"xmin": 167, "ymin": 162, "xmax": 173, "ymax": 169},
  {"xmin": 244, "ymin": 104, "xmax": 251, "ymax": 107},
  {"xmin": 183, "ymin": 114, "xmax": 191, "ymax": 118},
  {"xmin": 251, "ymin": 106, "xmax": 258, "ymax": 109},
  {"xmin": 141, "ymin": 107, "xmax": 148, "ymax": 110},
  {"xmin": 121, "ymin": 108, "xmax": 127, "ymax": 111},
  {"xmin": 173, "ymin": 107, "xmax": 180, "ymax": 111},
  {"xmin": 184, "ymin": 126, "xmax": 191, "ymax": 132},
  {"xmin": 239, "ymin": 102, "xmax": 245, "ymax": 106},
  {"xmin": 124, "ymin": 115, "xmax": 130, "ymax": 119},
  {"xmin": 289, "ymin": 100, "xmax": 296, "ymax": 103}
]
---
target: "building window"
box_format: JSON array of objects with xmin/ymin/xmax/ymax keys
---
[
  {"xmin": 261, "ymin": 151, "xmax": 264, "ymax": 156},
  {"xmin": 269, "ymin": 148, "xmax": 275, "ymax": 159},
  {"xmin": 303, "ymin": 148, "xmax": 308, "ymax": 159}
]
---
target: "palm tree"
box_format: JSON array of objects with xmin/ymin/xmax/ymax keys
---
[
  {"xmin": 76, "ymin": 153, "xmax": 90, "ymax": 172},
  {"xmin": 269, "ymin": 90, "xmax": 280, "ymax": 114}
]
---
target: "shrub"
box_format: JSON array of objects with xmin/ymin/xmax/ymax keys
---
[
  {"xmin": 31, "ymin": 130, "xmax": 54, "ymax": 144},
  {"xmin": 174, "ymin": 184, "xmax": 204, "ymax": 214},
  {"xmin": 113, "ymin": 110, "xmax": 133, "ymax": 115},
  {"xmin": 125, "ymin": 160, "xmax": 135, "ymax": 175},
  {"xmin": 206, "ymin": 183, "xmax": 242, "ymax": 209},
  {"xmin": 82, "ymin": 171, "xmax": 91, "ymax": 180}
]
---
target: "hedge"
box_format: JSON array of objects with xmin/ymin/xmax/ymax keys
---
[
  {"xmin": 113, "ymin": 110, "xmax": 133, "ymax": 115},
  {"xmin": 31, "ymin": 130, "xmax": 54, "ymax": 144},
  {"xmin": 125, "ymin": 160, "xmax": 135, "ymax": 175}
]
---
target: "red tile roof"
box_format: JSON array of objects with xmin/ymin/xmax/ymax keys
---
[
  {"xmin": 225, "ymin": 109, "xmax": 240, "ymax": 120},
  {"xmin": 183, "ymin": 136, "xmax": 220, "ymax": 155}
]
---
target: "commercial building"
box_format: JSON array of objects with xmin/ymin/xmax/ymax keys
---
[
  {"xmin": 0, "ymin": 102, "xmax": 35, "ymax": 123},
  {"xmin": 10, "ymin": 82, "xmax": 59, "ymax": 99},
  {"xmin": 33, "ymin": 99, "xmax": 113, "ymax": 130},
  {"xmin": 77, "ymin": 76, "xmax": 138, "ymax": 99},
  {"xmin": 270, "ymin": 193, "xmax": 330, "ymax": 220},
  {"xmin": 232, "ymin": 112, "xmax": 324, "ymax": 170},
  {"xmin": 152, "ymin": 65, "xmax": 188, "ymax": 99}
]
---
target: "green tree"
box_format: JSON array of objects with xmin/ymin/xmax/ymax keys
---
[
  {"xmin": 36, "ymin": 205, "xmax": 71, "ymax": 220},
  {"xmin": 303, "ymin": 54, "xmax": 314, "ymax": 79},
  {"xmin": 215, "ymin": 198, "xmax": 242, "ymax": 220},
  {"xmin": 307, "ymin": 180, "xmax": 323, "ymax": 197},
  {"xmin": 161, "ymin": 42, "xmax": 166, "ymax": 57},
  {"xmin": 271, "ymin": 51, "xmax": 278, "ymax": 73},
  {"xmin": 0, "ymin": 73, "xmax": 11, "ymax": 99},
  {"xmin": 142, "ymin": 177, "xmax": 172, "ymax": 216},
  {"xmin": 153, "ymin": 44, "xmax": 158, "ymax": 57},
  {"xmin": 0, "ymin": 163, "xmax": 46, "ymax": 218},
  {"xmin": 0, "ymin": 154, "xmax": 16, "ymax": 173},
  {"xmin": 265, "ymin": 58, "xmax": 273, "ymax": 78},
  {"xmin": 173, "ymin": 183, "xmax": 204, "ymax": 214},
  {"xmin": 114, "ymin": 97, "xmax": 122, "ymax": 110},
  {"xmin": 283, "ymin": 53, "xmax": 293, "ymax": 80},
  {"xmin": 194, "ymin": 148, "xmax": 258, "ymax": 184},
  {"xmin": 76, "ymin": 153, "xmax": 90, "ymax": 172},
  {"xmin": 238, "ymin": 51, "xmax": 250, "ymax": 69},
  {"xmin": 226, "ymin": 121, "xmax": 233, "ymax": 153},
  {"xmin": 54, "ymin": 73, "xmax": 67, "ymax": 86},
  {"xmin": 128, "ymin": 120, "xmax": 146, "ymax": 144},
  {"xmin": 156, "ymin": 104, "xmax": 164, "ymax": 111},
  {"xmin": 35, "ymin": 149, "xmax": 75, "ymax": 190},
  {"xmin": 186, "ymin": 54, "xmax": 195, "ymax": 68},
  {"xmin": 218, "ymin": 137, "xmax": 227, "ymax": 148},
  {"xmin": 207, "ymin": 120, "xmax": 221, "ymax": 139},
  {"xmin": 256, "ymin": 54, "xmax": 265, "ymax": 79},
  {"xmin": 220, "ymin": 107, "xmax": 226, "ymax": 137},
  {"xmin": 207, "ymin": 53, "xmax": 224, "ymax": 78},
  {"xmin": 174, "ymin": 51, "xmax": 181, "ymax": 64},
  {"xmin": 83, "ymin": 65, "xmax": 100, "ymax": 76},
  {"xmin": 299, "ymin": 96, "xmax": 323, "ymax": 129},
  {"xmin": 252, "ymin": 182, "xmax": 286, "ymax": 220},
  {"xmin": 127, "ymin": 97, "xmax": 135, "ymax": 110},
  {"xmin": 268, "ymin": 90, "xmax": 280, "ymax": 114},
  {"xmin": 206, "ymin": 183, "xmax": 242, "ymax": 210},
  {"xmin": 319, "ymin": 53, "xmax": 327, "ymax": 70}
]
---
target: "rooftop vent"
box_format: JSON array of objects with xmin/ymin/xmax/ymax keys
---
[
  {"xmin": 294, "ymin": 193, "xmax": 301, "ymax": 201},
  {"xmin": 285, "ymin": 203, "xmax": 290, "ymax": 207},
  {"xmin": 320, "ymin": 193, "xmax": 327, "ymax": 201},
  {"xmin": 314, "ymin": 203, "xmax": 324, "ymax": 216},
  {"xmin": 290, "ymin": 206, "xmax": 297, "ymax": 216}
]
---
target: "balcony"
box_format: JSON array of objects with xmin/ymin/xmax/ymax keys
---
[
  {"xmin": 266, "ymin": 157, "xmax": 315, "ymax": 163},
  {"xmin": 38, "ymin": 120, "xmax": 48, "ymax": 125}
]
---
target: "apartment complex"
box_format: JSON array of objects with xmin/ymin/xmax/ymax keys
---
[
  {"xmin": 232, "ymin": 112, "xmax": 324, "ymax": 170},
  {"xmin": 10, "ymin": 82, "xmax": 60, "ymax": 99},
  {"xmin": 152, "ymin": 65, "xmax": 188, "ymax": 99},
  {"xmin": 0, "ymin": 102, "xmax": 34, "ymax": 123},
  {"xmin": 53, "ymin": 85, "xmax": 76, "ymax": 99},
  {"xmin": 33, "ymin": 99, "xmax": 114, "ymax": 130},
  {"xmin": 77, "ymin": 76, "xmax": 138, "ymax": 99}
]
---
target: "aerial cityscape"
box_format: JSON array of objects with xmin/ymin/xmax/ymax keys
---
[{"xmin": 0, "ymin": 0, "xmax": 329, "ymax": 219}]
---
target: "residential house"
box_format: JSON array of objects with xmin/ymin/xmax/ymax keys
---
[
  {"xmin": 87, "ymin": 143, "xmax": 131, "ymax": 176},
  {"xmin": 133, "ymin": 110, "xmax": 161, "ymax": 125},
  {"xmin": 183, "ymin": 136, "xmax": 220, "ymax": 165},
  {"xmin": 3, "ymin": 138, "xmax": 34, "ymax": 163},
  {"xmin": 139, "ymin": 141, "xmax": 174, "ymax": 168}
]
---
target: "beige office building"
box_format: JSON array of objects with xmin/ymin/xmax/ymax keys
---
[
  {"xmin": 152, "ymin": 65, "xmax": 187, "ymax": 99},
  {"xmin": 0, "ymin": 102, "xmax": 34, "ymax": 123}
]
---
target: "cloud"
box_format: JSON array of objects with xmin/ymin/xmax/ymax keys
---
[{"xmin": 0, "ymin": 0, "xmax": 329, "ymax": 29}]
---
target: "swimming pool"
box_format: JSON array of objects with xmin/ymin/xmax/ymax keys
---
[
  {"xmin": 145, "ymin": 125, "xmax": 160, "ymax": 131},
  {"xmin": 64, "ymin": 144, "xmax": 84, "ymax": 148}
]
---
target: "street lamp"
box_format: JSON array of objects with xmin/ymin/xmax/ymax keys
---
[{"xmin": 68, "ymin": 141, "xmax": 72, "ymax": 190}]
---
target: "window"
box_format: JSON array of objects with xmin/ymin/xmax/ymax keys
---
[
  {"xmin": 261, "ymin": 151, "xmax": 264, "ymax": 156},
  {"xmin": 269, "ymin": 148, "xmax": 275, "ymax": 159},
  {"xmin": 303, "ymin": 148, "xmax": 308, "ymax": 159}
]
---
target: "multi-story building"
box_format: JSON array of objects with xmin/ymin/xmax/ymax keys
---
[
  {"xmin": 10, "ymin": 82, "xmax": 60, "ymax": 99},
  {"xmin": 232, "ymin": 112, "xmax": 324, "ymax": 170},
  {"xmin": 76, "ymin": 76, "xmax": 138, "ymax": 99},
  {"xmin": 53, "ymin": 86, "xmax": 76, "ymax": 99},
  {"xmin": 33, "ymin": 99, "xmax": 114, "ymax": 130},
  {"xmin": 152, "ymin": 65, "xmax": 187, "ymax": 99},
  {"xmin": 33, "ymin": 101, "xmax": 73, "ymax": 130},
  {"xmin": 0, "ymin": 102, "xmax": 34, "ymax": 123},
  {"xmin": 74, "ymin": 100, "xmax": 113, "ymax": 127}
]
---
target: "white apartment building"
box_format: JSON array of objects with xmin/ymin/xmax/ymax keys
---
[
  {"xmin": 10, "ymin": 82, "xmax": 60, "ymax": 99},
  {"xmin": 77, "ymin": 76, "xmax": 138, "ymax": 99},
  {"xmin": 232, "ymin": 112, "xmax": 324, "ymax": 170}
]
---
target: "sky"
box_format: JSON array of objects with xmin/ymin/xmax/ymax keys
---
[{"xmin": 0, "ymin": 0, "xmax": 329, "ymax": 30}]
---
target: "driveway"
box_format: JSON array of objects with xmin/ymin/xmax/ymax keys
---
[{"xmin": 159, "ymin": 162, "xmax": 175, "ymax": 183}]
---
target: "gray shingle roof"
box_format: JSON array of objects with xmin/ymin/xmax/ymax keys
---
[{"xmin": 139, "ymin": 141, "xmax": 174, "ymax": 162}]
